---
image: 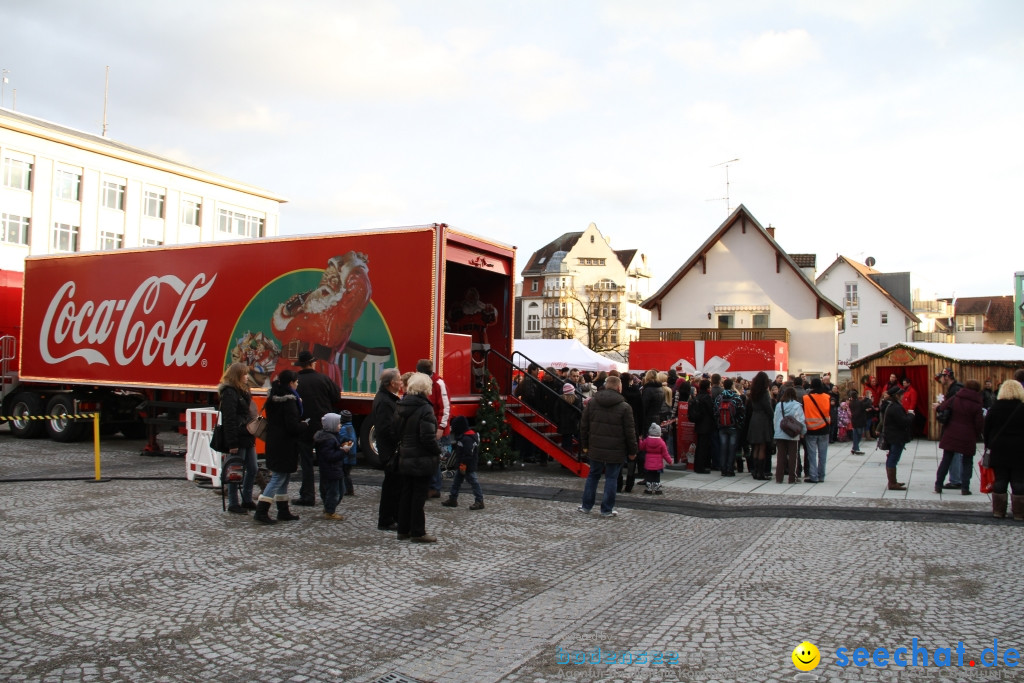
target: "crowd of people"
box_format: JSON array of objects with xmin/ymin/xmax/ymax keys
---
[{"xmin": 214, "ymin": 353, "xmax": 1024, "ymax": 529}]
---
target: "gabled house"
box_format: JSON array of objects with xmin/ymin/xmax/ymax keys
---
[
  {"xmin": 640, "ymin": 205, "xmax": 842, "ymax": 376},
  {"xmin": 815, "ymin": 256, "xmax": 921, "ymax": 376},
  {"xmin": 517, "ymin": 223, "xmax": 651, "ymax": 355},
  {"xmin": 941, "ymin": 295, "xmax": 1016, "ymax": 344}
]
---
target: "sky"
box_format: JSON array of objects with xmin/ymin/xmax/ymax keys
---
[{"xmin": 4, "ymin": 0, "xmax": 1022, "ymax": 299}]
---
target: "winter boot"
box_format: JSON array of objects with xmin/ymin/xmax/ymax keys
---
[
  {"xmin": 654, "ymin": 482, "xmax": 663, "ymax": 495},
  {"xmin": 441, "ymin": 497, "xmax": 458, "ymax": 507},
  {"xmin": 1012, "ymin": 495, "xmax": 1024, "ymax": 521},
  {"xmin": 644, "ymin": 481, "xmax": 654, "ymax": 494},
  {"xmin": 275, "ymin": 497, "xmax": 300, "ymax": 521},
  {"xmin": 253, "ymin": 498, "xmax": 276, "ymax": 524},
  {"xmin": 886, "ymin": 468, "xmax": 906, "ymax": 491},
  {"xmin": 469, "ymin": 500, "xmax": 485, "ymax": 510},
  {"xmin": 991, "ymin": 493, "xmax": 1007, "ymax": 519}
]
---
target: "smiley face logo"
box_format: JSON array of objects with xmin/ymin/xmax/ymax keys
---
[{"xmin": 791, "ymin": 641, "xmax": 820, "ymax": 671}]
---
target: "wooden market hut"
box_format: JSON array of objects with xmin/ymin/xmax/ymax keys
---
[{"xmin": 849, "ymin": 342, "xmax": 1024, "ymax": 441}]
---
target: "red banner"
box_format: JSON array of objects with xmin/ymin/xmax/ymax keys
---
[{"xmin": 629, "ymin": 340, "xmax": 788, "ymax": 379}]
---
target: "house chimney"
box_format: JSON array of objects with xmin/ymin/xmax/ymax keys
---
[{"xmin": 766, "ymin": 225, "xmax": 776, "ymax": 239}]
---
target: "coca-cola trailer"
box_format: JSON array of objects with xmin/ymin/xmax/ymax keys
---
[{"xmin": 1, "ymin": 223, "xmax": 515, "ymax": 456}]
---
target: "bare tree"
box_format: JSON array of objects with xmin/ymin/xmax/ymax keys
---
[{"xmin": 565, "ymin": 285, "xmax": 627, "ymax": 354}]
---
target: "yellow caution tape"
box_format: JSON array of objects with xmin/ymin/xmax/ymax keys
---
[{"xmin": 0, "ymin": 413, "xmax": 100, "ymax": 421}]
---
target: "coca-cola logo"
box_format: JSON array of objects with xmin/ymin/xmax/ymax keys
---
[{"xmin": 40, "ymin": 274, "xmax": 217, "ymax": 367}]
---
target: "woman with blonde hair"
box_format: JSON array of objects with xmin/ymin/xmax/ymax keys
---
[
  {"xmin": 984, "ymin": 379, "xmax": 1024, "ymax": 519},
  {"xmin": 395, "ymin": 372, "xmax": 442, "ymax": 542},
  {"xmin": 217, "ymin": 362, "xmax": 258, "ymax": 514}
]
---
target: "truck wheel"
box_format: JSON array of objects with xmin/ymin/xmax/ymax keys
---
[
  {"xmin": 8, "ymin": 393, "xmax": 44, "ymax": 439},
  {"xmin": 359, "ymin": 418, "xmax": 382, "ymax": 469},
  {"xmin": 46, "ymin": 395, "xmax": 88, "ymax": 442}
]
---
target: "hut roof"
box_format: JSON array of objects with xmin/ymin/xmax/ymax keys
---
[{"xmin": 850, "ymin": 342, "xmax": 1024, "ymax": 368}]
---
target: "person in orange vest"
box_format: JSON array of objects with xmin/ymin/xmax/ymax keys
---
[{"xmin": 802, "ymin": 378, "xmax": 832, "ymax": 483}]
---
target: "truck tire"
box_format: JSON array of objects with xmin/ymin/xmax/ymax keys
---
[
  {"xmin": 45, "ymin": 395, "xmax": 88, "ymax": 442},
  {"xmin": 8, "ymin": 392, "xmax": 45, "ymax": 439},
  {"xmin": 359, "ymin": 418, "xmax": 382, "ymax": 469}
]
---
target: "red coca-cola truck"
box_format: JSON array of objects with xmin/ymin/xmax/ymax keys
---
[{"xmin": 0, "ymin": 223, "xmax": 515, "ymax": 458}]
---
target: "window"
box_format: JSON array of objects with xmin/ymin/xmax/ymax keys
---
[
  {"xmin": 182, "ymin": 196, "xmax": 201, "ymax": 226},
  {"xmin": 144, "ymin": 189, "xmax": 165, "ymax": 218},
  {"xmin": 142, "ymin": 238, "xmax": 163, "ymax": 247},
  {"xmin": 850, "ymin": 312, "xmax": 859, "ymax": 326},
  {"xmin": 610, "ymin": 305, "xmax": 618, "ymax": 318},
  {"xmin": 880, "ymin": 311, "xmax": 889, "ymax": 325},
  {"xmin": 610, "ymin": 329, "xmax": 618, "ymax": 344},
  {"xmin": 102, "ymin": 180, "xmax": 125, "ymax": 210},
  {"xmin": 850, "ymin": 343, "xmax": 859, "ymax": 358},
  {"xmin": 218, "ymin": 208, "xmax": 264, "ymax": 238},
  {"xmin": 52, "ymin": 223, "xmax": 79, "ymax": 252},
  {"xmin": 531, "ymin": 280, "xmax": 538, "ymax": 292},
  {"xmin": 55, "ymin": 169, "xmax": 81, "ymax": 201},
  {"xmin": 99, "ymin": 231, "xmax": 123, "ymax": 250},
  {"xmin": 3, "ymin": 157, "xmax": 32, "ymax": 190},
  {"xmin": 844, "ymin": 283, "xmax": 859, "ymax": 308},
  {"xmin": 717, "ymin": 315, "xmax": 733, "ymax": 329},
  {"xmin": 956, "ymin": 315, "xmax": 981, "ymax": 332},
  {"xmin": 527, "ymin": 303, "xmax": 540, "ymax": 332},
  {"xmin": 1, "ymin": 214, "xmax": 29, "ymax": 245},
  {"xmin": 590, "ymin": 235, "xmax": 595, "ymax": 243},
  {"xmin": 752, "ymin": 313, "xmax": 770, "ymax": 328}
]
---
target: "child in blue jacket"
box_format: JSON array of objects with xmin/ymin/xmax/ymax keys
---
[
  {"xmin": 338, "ymin": 410, "xmax": 358, "ymax": 496},
  {"xmin": 441, "ymin": 416, "xmax": 485, "ymax": 510}
]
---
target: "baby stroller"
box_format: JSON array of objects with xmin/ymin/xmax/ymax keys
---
[{"xmin": 441, "ymin": 441, "xmax": 459, "ymax": 479}]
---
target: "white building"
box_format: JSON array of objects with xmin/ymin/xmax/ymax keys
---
[
  {"xmin": 0, "ymin": 108, "xmax": 286, "ymax": 272},
  {"xmin": 517, "ymin": 222, "xmax": 652, "ymax": 355},
  {"xmin": 641, "ymin": 205, "xmax": 842, "ymax": 376},
  {"xmin": 815, "ymin": 256, "xmax": 920, "ymax": 376}
]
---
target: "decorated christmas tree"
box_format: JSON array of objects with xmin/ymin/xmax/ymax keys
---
[{"xmin": 476, "ymin": 370, "xmax": 516, "ymax": 469}]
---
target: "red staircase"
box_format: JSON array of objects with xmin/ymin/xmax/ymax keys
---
[{"xmin": 504, "ymin": 395, "xmax": 589, "ymax": 478}]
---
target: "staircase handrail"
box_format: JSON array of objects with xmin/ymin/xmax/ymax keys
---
[{"xmin": 483, "ymin": 347, "xmax": 583, "ymax": 419}]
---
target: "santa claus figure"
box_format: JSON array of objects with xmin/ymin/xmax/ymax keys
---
[
  {"xmin": 447, "ymin": 286, "xmax": 498, "ymax": 387},
  {"xmin": 272, "ymin": 251, "xmax": 372, "ymax": 386}
]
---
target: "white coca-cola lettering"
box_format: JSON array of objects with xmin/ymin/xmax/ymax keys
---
[{"xmin": 40, "ymin": 274, "xmax": 217, "ymax": 367}]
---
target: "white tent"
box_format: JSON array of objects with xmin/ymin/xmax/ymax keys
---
[{"xmin": 512, "ymin": 339, "xmax": 628, "ymax": 373}]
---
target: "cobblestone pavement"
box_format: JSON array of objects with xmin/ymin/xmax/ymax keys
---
[{"xmin": 1, "ymin": 431, "xmax": 1023, "ymax": 682}]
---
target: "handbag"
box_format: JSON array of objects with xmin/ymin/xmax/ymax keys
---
[
  {"xmin": 780, "ymin": 404, "xmax": 802, "ymax": 438},
  {"xmin": 978, "ymin": 461, "xmax": 995, "ymax": 494},
  {"xmin": 246, "ymin": 404, "xmax": 268, "ymax": 441},
  {"xmin": 876, "ymin": 433, "xmax": 889, "ymax": 451},
  {"xmin": 209, "ymin": 423, "xmax": 227, "ymax": 453}
]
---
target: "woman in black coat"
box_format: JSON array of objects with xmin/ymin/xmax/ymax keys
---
[
  {"xmin": 554, "ymin": 383, "xmax": 582, "ymax": 455},
  {"xmin": 254, "ymin": 370, "xmax": 307, "ymax": 524},
  {"xmin": 689, "ymin": 379, "xmax": 716, "ymax": 473},
  {"xmin": 218, "ymin": 362, "xmax": 258, "ymax": 514},
  {"xmin": 983, "ymin": 379, "xmax": 1024, "ymax": 519},
  {"xmin": 395, "ymin": 372, "xmax": 442, "ymax": 543},
  {"xmin": 882, "ymin": 385, "xmax": 913, "ymax": 490}
]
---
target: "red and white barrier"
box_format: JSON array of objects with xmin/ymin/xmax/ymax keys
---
[{"xmin": 186, "ymin": 408, "xmax": 222, "ymax": 487}]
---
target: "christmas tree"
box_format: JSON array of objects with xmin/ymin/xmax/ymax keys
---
[{"xmin": 475, "ymin": 370, "xmax": 516, "ymax": 469}]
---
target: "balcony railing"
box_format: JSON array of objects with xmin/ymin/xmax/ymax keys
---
[
  {"xmin": 639, "ymin": 328, "xmax": 790, "ymax": 343},
  {"xmin": 912, "ymin": 330, "xmax": 954, "ymax": 343},
  {"xmin": 912, "ymin": 300, "xmax": 949, "ymax": 314}
]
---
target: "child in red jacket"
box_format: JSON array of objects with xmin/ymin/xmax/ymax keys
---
[{"xmin": 640, "ymin": 423, "xmax": 673, "ymax": 494}]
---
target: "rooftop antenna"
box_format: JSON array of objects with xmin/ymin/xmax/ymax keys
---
[
  {"xmin": 102, "ymin": 66, "xmax": 109, "ymax": 137},
  {"xmin": 707, "ymin": 158, "xmax": 740, "ymax": 215}
]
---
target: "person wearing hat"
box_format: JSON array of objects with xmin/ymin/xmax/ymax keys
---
[
  {"xmin": 291, "ymin": 350, "xmax": 341, "ymax": 507},
  {"xmin": 881, "ymin": 384, "xmax": 912, "ymax": 490},
  {"xmin": 639, "ymin": 422, "xmax": 672, "ymax": 494},
  {"xmin": 554, "ymin": 382, "xmax": 582, "ymax": 456},
  {"xmin": 313, "ymin": 413, "xmax": 352, "ymax": 520},
  {"xmin": 337, "ymin": 410, "xmax": 358, "ymax": 497}
]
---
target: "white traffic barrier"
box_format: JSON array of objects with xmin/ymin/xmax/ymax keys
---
[{"xmin": 186, "ymin": 408, "xmax": 222, "ymax": 488}]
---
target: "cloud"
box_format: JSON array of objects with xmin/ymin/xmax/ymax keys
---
[{"xmin": 666, "ymin": 29, "xmax": 819, "ymax": 74}]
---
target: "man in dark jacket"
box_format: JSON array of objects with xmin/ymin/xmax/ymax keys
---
[
  {"xmin": 882, "ymin": 384, "xmax": 913, "ymax": 490},
  {"xmin": 578, "ymin": 376, "xmax": 637, "ymax": 517},
  {"xmin": 373, "ymin": 368, "xmax": 402, "ymax": 531},
  {"xmin": 292, "ymin": 350, "xmax": 341, "ymax": 507}
]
